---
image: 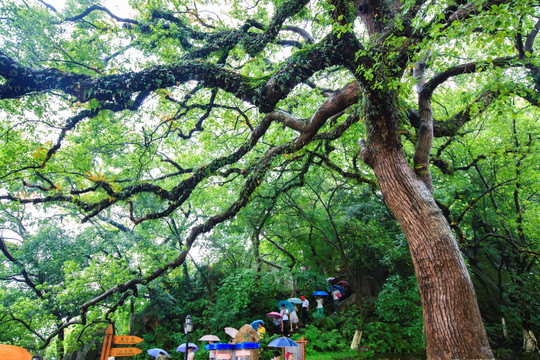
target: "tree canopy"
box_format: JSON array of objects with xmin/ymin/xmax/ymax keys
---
[{"xmin": 0, "ymin": 0, "xmax": 539, "ymax": 359}]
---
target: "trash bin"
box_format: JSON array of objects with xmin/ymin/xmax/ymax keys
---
[
  {"xmin": 206, "ymin": 343, "xmax": 233, "ymax": 360},
  {"xmin": 233, "ymin": 342, "xmax": 259, "ymax": 360}
]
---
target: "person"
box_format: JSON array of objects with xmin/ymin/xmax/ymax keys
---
[
  {"xmin": 273, "ymin": 315, "xmax": 282, "ymax": 335},
  {"xmin": 290, "ymin": 304, "xmax": 299, "ymax": 331},
  {"xmin": 257, "ymin": 322, "xmax": 266, "ymax": 340},
  {"xmin": 156, "ymin": 352, "xmax": 170, "ymax": 360},
  {"xmin": 280, "ymin": 304, "xmax": 290, "ymax": 337},
  {"xmin": 285, "ymin": 352, "xmax": 294, "ymax": 359},
  {"xmin": 301, "ymin": 296, "xmax": 309, "ymax": 325},
  {"xmin": 316, "ymin": 296, "xmax": 324, "ymax": 318},
  {"xmin": 272, "ymin": 350, "xmax": 281, "ymax": 360},
  {"xmin": 331, "ymin": 286, "xmax": 341, "ymax": 312},
  {"xmin": 187, "ymin": 347, "xmax": 195, "ymax": 360}
]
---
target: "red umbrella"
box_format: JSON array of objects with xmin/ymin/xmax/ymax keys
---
[
  {"xmin": 338, "ymin": 280, "xmax": 350, "ymax": 287},
  {"xmin": 266, "ymin": 312, "xmax": 283, "ymax": 319}
]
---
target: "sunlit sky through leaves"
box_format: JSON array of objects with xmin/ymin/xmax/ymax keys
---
[{"xmin": 45, "ymin": 0, "xmax": 134, "ymax": 16}]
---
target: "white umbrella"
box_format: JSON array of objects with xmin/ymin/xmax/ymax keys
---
[
  {"xmin": 224, "ymin": 327, "xmax": 238, "ymax": 338},
  {"xmin": 199, "ymin": 334, "xmax": 221, "ymax": 342}
]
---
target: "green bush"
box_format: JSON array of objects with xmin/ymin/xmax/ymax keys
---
[{"xmin": 302, "ymin": 324, "xmax": 349, "ymax": 354}]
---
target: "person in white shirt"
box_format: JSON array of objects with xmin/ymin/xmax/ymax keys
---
[
  {"xmin": 315, "ymin": 296, "xmax": 324, "ymax": 318},
  {"xmin": 280, "ymin": 304, "xmax": 290, "ymax": 337},
  {"xmin": 331, "ymin": 287, "xmax": 341, "ymax": 312},
  {"xmin": 301, "ymin": 296, "xmax": 309, "ymax": 325}
]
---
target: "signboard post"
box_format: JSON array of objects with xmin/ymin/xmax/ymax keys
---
[
  {"xmin": 100, "ymin": 324, "xmax": 144, "ymax": 359},
  {"xmin": 295, "ymin": 336, "xmax": 308, "ymax": 360},
  {"xmin": 100, "ymin": 325, "xmax": 114, "ymax": 360}
]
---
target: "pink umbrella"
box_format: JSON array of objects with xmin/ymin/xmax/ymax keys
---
[
  {"xmin": 224, "ymin": 327, "xmax": 238, "ymax": 338},
  {"xmin": 266, "ymin": 312, "xmax": 283, "ymax": 319},
  {"xmin": 338, "ymin": 280, "xmax": 351, "ymax": 287}
]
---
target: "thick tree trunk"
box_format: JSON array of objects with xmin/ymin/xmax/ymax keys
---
[
  {"xmin": 359, "ymin": 91, "xmax": 493, "ymax": 359},
  {"xmin": 57, "ymin": 327, "xmax": 64, "ymax": 359},
  {"xmin": 372, "ymin": 147, "xmax": 493, "ymax": 359}
]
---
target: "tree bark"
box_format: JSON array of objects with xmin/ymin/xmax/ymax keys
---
[{"xmin": 360, "ymin": 97, "xmax": 494, "ymax": 359}]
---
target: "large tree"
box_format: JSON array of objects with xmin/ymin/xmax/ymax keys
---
[{"xmin": 1, "ymin": 0, "xmax": 538, "ymax": 358}]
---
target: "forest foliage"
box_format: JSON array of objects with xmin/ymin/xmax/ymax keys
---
[{"xmin": 0, "ymin": 0, "xmax": 539, "ymax": 358}]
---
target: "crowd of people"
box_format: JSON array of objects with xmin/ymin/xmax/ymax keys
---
[
  {"xmin": 270, "ymin": 295, "xmax": 311, "ymax": 337},
  {"xmin": 270, "ymin": 284, "xmax": 346, "ymax": 337},
  {"xmin": 148, "ymin": 282, "xmax": 348, "ymax": 360}
]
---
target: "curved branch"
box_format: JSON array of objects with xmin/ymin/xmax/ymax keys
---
[
  {"xmin": 420, "ymin": 57, "xmax": 519, "ymax": 98},
  {"xmin": 415, "ymin": 57, "xmax": 517, "ymax": 190},
  {"xmin": 421, "ymin": 0, "xmax": 509, "ymax": 40},
  {"xmin": 37, "ymin": 0, "xmax": 58, "ymax": 13},
  {"xmin": 478, "ymin": 233, "xmax": 540, "ymax": 257},
  {"xmin": 265, "ymin": 110, "xmax": 307, "ymax": 132},
  {"xmin": 0, "ymin": 236, "xmax": 44, "ymax": 298},
  {"xmin": 525, "ymin": 17, "xmax": 540, "ymax": 54},
  {"xmin": 295, "ymin": 81, "xmax": 360, "ymax": 147},
  {"xmin": 282, "ymin": 25, "xmax": 315, "ymax": 43},
  {"xmin": 64, "ymin": 5, "xmax": 138, "ymax": 25},
  {"xmin": 242, "ymin": 0, "xmax": 310, "ymax": 55},
  {"xmin": 1, "ymin": 33, "xmax": 351, "ymax": 114},
  {"xmin": 7, "ymin": 312, "xmax": 46, "ymax": 342},
  {"xmin": 455, "ymin": 178, "xmax": 516, "ymax": 225},
  {"xmin": 262, "ymin": 233, "xmax": 296, "ymax": 269}
]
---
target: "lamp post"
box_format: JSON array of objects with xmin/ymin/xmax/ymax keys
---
[{"xmin": 184, "ymin": 315, "xmax": 193, "ymax": 360}]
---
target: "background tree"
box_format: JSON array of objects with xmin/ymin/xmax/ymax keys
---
[{"xmin": 0, "ymin": 0, "xmax": 539, "ymax": 359}]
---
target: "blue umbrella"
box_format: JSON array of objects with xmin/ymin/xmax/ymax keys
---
[
  {"xmin": 277, "ymin": 300, "xmax": 294, "ymax": 312},
  {"xmin": 148, "ymin": 348, "xmax": 169, "ymax": 357},
  {"xmin": 250, "ymin": 320, "xmax": 265, "ymax": 330},
  {"xmin": 267, "ymin": 336, "xmax": 299, "ymax": 347},
  {"xmin": 330, "ymin": 285, "xmax": 345, "ymax": 294},
  {"xmin": 176, "ymin": 343, "xmax": 199, "ymax": 352},
  {"xmin": 313, "ymin": 290, "xmax": 329, "ymax": 296},
  {"xmin": 287, "ymin": 297, "xmax": 303, "ymax": 305}
]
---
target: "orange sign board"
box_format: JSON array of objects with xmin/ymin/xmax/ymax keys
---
[
  {"xmin": 112, "ymin": 335, "xmax": 144, "ymax": 345},
  {"xmin": 109, "ymin": 347, "xmax": 143, "ymax": 357}
]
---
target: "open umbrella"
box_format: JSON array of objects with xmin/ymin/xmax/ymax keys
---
[
  {"xmin": 199, "ymin": 334, "xmax": 221, "ymax": 342},
  {"xmin": 268, "ymin": 336, "xmax": 299, "ymax": 348},
  {"xmin": 330, "ymin": 285, "xmax": 345, "ymax": 294},
  {"xmin": 0, "ymin": 345, "xmax": 32, "ymax": 360},
  {"xmin": 326, "ymin": 277, "xmax": 336, "ymax": 282},
  {"xmin": 287, "ymin": 297, "xmax": 303, "ymax": 304},
  {"xmin": 250, "ymin": 320, "xmax": 265, "ymax": 330},
  {"xmin": 266, "ymin": 312, "xmax": 283, "ymax": 319},
  {"xmin": 313, "ymin": 290, "xmax": 329, "ymax": 296},
  {"xmin": 224, "ymin": 327, "xmax": 238, "ymax": 338},
  {"xmin": 277, "ymin": 300, "xmax": 294, "ymax": 312},
  {"xmin": 338, "ymin": 280, "xmax": 350, "ymax": 287},
  {"xmin": 176, "ymin": 343, "xmax": 199, "ymax": 353},
  {"xmin": 147, "ymin": 348, "xmax": 169, "ymax": 357}
]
